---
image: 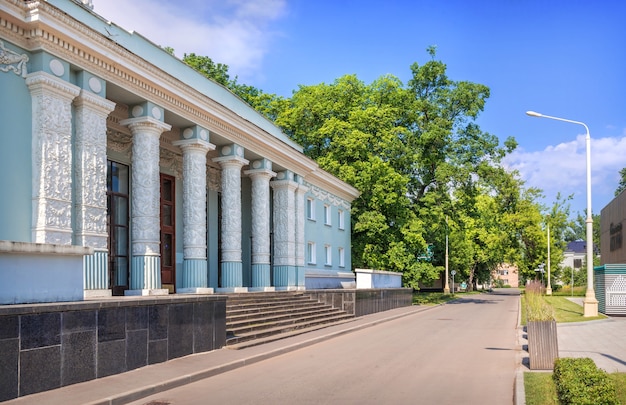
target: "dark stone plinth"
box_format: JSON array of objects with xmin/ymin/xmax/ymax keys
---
[
  {"xmin": 126, "ymin": 329, "xmax": 148, "ymax": 370},
  {"xmin": 20, "ymin": 346, "xmax": 61, "ymax": 396},
  {"xmin": 62, "ymin": 330, "xmax": 96, "ymax": 385},
  {"xmin": 0, "ymin": 295, "xmax": 228, "ymax": 400},
  {"xmin": 0, "ymin": 338, "xmax": 18, "ymax": 401},
  {"xmin": 21, "ymin": 312, "xmax": 61, "ymax": 349},
  {"xmin": 148, "ymin": 339, "xmax": 168, "ymax": 365}
]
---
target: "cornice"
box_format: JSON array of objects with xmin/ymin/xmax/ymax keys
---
[{"xmin": 0, "ymin": 0, "xmax": 356, "ymax": 201}]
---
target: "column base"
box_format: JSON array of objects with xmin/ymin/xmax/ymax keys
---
[
  {"xmin": 275, "ymin": 286, "xmax": 298, "ymax": 291},
  {"xmin": 545, "ymin": 287, "xmax": 553, "ymax": 295},
  {"xmin": 249, "ymin": 286, "xmax": 276, "ymax": 292},
  {"xmin": 125, "ymin": 288, "xmax": 169, "ymax": 296},
  {"xmin": 178, "ymin": 287, "xmax": 214, "ymax": 294},
  {"xmin": 217, "ymin": 287, "xmax": 249, "ymax": 293},
  {"xmin": 583, "ymin": 297, "xmax": 599, "ymax": 317},
  {"xmin": 84, "ymin": 289, "xmax": 112, "ymax": 299}
]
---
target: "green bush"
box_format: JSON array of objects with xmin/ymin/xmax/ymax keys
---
[{"xmin": 553, "ymin": 357, "xmax": 618, "ymax": 405}]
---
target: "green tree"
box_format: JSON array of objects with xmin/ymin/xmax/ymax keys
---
[
  {"xmin": 274, "ymin": 49, "xmax": 520, "ymax": 287},
  {"xmin": 615, "ymin": 167, "xmax": 626, "ymax": 196}
]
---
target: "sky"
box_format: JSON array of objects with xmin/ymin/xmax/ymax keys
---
[{"xmin": 91, "ymin": 0, "xmax": 626, "ymax": 217}]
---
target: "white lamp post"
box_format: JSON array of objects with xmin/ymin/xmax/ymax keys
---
[
  {"xmin": 444, "ymin": 215, "xmax": 450, "ymax": 294},
  {"xmin": 546, "ymin": 214, "xmax": 552, "ymax": 295},
  {"xmin": 526, "ymin": 111, "xmax": 598, "ymax": 316}
]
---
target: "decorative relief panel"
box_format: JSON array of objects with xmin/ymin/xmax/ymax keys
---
[
  {"xmin": 246, "ymin": 169, "xmax": 275, "ymax": 264},
  {"xmin": 0, "ymin": 40, "xmax": 28, "ymax": 77},
  {"xmin": 175, "ymin": 141, "xmax": 213, "ymax": 259},
  {"xmin": 159, "ymin": 148, "xmax": 183, "ymax": 178},
  {"xmin": 271, "ymin": 180, "xmax": 298, "ymax": 266},
  {"xmin": 26, "ymin": 72, "xmax": 80, "ymax": 244},
  {"xmin": 306, "ymin": 181, "xmax": 351, "ymax": 210},
  {"xmin": 213, "ymin": 156, "xmax": 247, "ymax": 262},
  {"xmin": 74, "ymin": 91, "xmax": 115, "ymax": 249},
  {"xmin": 121, "ymin": 118, "xmax": 171, "ymax": 256},
  {"xmin": 207, "ymin": 166, "xmax": 221, "ymax": 192},
  {"xmin": 107, "ymin": 129, "xmax": 132, "ymax": 158}
]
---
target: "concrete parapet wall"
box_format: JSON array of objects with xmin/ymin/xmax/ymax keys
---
[
  {"xmin": 355, "ymin": 268, "xmax": 402, "ymax": 289},
  {"xmin": 0, "ymin": 295, "xmax": 227, "ymax": 401},
  {"xmin": 0, "ymin": 241, "xmax": 92, "ymax": 304},
  {"xmin": 305, "ymin": 288, "xmax": 413, "ymax": 317}
]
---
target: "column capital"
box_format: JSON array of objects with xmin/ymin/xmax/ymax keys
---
[
  {"xmin": 25, "ymin": 71, "xmax": 81, "ymax": 100},
  {"xmin": 213, "ymin": 154, "xmax": 249, "ymax": 168},
  {"xmin": 120, "ymin": 116, "xmax": 171, "ymax": 134},
  {"xmin": 173, "ymin": 138, "xmax": 216, "ymax": 153},
  {"xmin": 74, "ymin": 89, "xmax": 116, "ymax": 115}
]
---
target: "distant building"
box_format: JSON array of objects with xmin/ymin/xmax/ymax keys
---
[
  {"xmin": 492, "ymin": 264, "xmax": 519, "ymax": 288},
  {"xmin": 562, "ymin": 240, "xmax": 588, "ymax": 270},
  {"xmin": 600, "ymin": 190, "xmax": 626, "ymax": 264}
]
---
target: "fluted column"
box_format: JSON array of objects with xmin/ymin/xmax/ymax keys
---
[
  {"xmin": 121, "ymin": 103, "xmax": 171, "ymax": 295},
  {"xmin": 245, "ymin": 159, "xmax": 276, "ymax": 292},
  {"xmin": 294, "ymin": 177, "xmax": 309, "ymax": 290},
  {"xmin": 173, "ymin": 127, "xmax": 215, "ymax": 294},
  {"xmin": 271, "ymin": 171, "xmax": 298, "ymax": 290},
  {"xmin": 213, "ymin": 144, "xmax": 248, "ymax": 293},
  {"xmin": 74, "ymin": 75, "xmax": 116, "ymax": 297},
  {"xmin": 26, "ymin": 71, "xmax": 80, "ymax": 245}
]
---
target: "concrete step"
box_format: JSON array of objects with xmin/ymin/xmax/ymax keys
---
[{"xmin": 225, "ymin": 292, "xmax": 354, "ymax": 348}]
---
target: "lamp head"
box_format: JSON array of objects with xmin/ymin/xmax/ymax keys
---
[{"xmin": 526, "ymin": 111, "xmax": 542, "ymax": 117}]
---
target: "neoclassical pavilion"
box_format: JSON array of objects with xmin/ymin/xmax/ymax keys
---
[{"xmin": 0, "ymin": 0, "xmax": 359, "ymax": 304}]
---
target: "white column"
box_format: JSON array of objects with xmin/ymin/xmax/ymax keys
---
[
  {"xmin": 74, "ymin": 85, "xmax": 116, "ymax": 298},
  {"xmin": 271, "ymin": 171, "xmax": 298, "ymax": 290},
  {"xmin": 173, "ymin": 127, "xmax": 215, "ymax": 294},
  {"xmin": 121, "ymin": 107, "xmax": 171, "ymax": 295},
  {"xmin": 213, "ymin": 144, "xmax": 248, "ymax": 292},
  {"xmin": 294, "ymin": 177, "xmax": 309, "ymax": 290},
  {"xmin": 245, "ymin": 159, "xmax": 276, "ymax": 292},
  {"xmin": 26, "ymin": 72, "xmax": 80, "ymax": 245}
]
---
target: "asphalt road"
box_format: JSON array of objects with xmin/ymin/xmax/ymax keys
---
[{"xmin": 129, "ymin": 290, "xmax": 521, "ymax": 405}]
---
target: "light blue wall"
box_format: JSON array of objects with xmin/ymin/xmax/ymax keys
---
[
  {"xmin": 304, "ymin": 189, "xmax": 352, "ymax": 272},
  {"xmin": 0, "ymin": 41, "xmax": 32, "ymax": 242}
]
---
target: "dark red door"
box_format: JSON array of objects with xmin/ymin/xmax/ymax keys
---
[{"xmin": 160, "ymin": 173, "xmax": 175, "ymax": 292}]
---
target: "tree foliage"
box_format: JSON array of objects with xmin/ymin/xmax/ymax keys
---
[{"xmin": 179, "ymin": 48, "xmax": 573, "ymax": 289}]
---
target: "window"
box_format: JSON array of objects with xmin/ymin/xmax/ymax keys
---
[
  {"xmin": 574, "ymin": 259, "xmax": 582, "ymax": 269},
  {"xmin": 338, "ymin": 247, "xmax": 345, "ymax": 267},
  {"xmin": 307, "ymin": 242, "xmax": 316, "ymax": 264},
  {"xmin": 324, "ymin": 204, "xmax": 331, "ymax": 225},
  {"xmin": 306, "ymin": 198, "xmax": 315, "ymax": 220},
  {"xmin": 324, "ymin": 244, "xmax": 332, "ymax": 266},
  {"xmin": 338, "ymin": 210, "xmax": 345, "ymax": 230}
]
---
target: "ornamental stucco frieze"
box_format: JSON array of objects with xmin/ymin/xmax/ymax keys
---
[
  {"xmin": 26, "ymin": 72, "xmax": 80, "ymax": 244},
  {"xmin": 305, "ymin": 181, "xmax": 351, "ymax": 210},
  {"xmin": 0, "ymin": 40, "xmax": 28, "ymax": 77}
]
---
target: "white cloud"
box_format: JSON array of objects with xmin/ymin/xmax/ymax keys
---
[
  {"xmin": 503, "ymin": 134, "xmax": 626, "ymax": 214},
  {"xmin": 92, "ymin": 0, "xmax": 287, "ymax": 82}
]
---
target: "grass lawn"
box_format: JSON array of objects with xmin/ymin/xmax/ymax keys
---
[
  {"xmin": 411, "ymin": 290, "xmax": 482, "ymax": 305},
  {"xmin": 520, "ymin": 294, "xmax": 607, "ymax": 325},
  {"xmin": 524, "ymin": 372, "xmax": 626, "ymax": 405}
]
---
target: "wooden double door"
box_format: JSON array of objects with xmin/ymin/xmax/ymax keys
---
[{"xmin": 160, "ymin": 173, "xmax": 176, "ymax": 292}]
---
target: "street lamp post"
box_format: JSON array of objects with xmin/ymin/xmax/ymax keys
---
[
  {"xmin": 546, "ymin": 215, "xmax": 552, "ymax": 295},
  {"xmin": 526, "ymin": 111, "xmax": 598, "ymax": 316},
  {"xmin": 444, "ymin": 215, "xmax": 450, "ymax": 294}
]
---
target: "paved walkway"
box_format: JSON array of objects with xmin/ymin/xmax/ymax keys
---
[{"xmin": 3, "ymin": 305, "xmax": 436, "ymax": 405}]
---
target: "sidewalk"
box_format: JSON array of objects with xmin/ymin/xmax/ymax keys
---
[
  {"xmin": 4, "ymin": 305, "xmax": 435, "ymax": 405},
  {"xmin": 516, "ymin": 297, "xmax": 626, "ymax": 404}
]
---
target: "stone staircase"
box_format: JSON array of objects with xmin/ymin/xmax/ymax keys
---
[{"xmin": 225, "ymin": 291, "xmax": 355, "ymax": 349}]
